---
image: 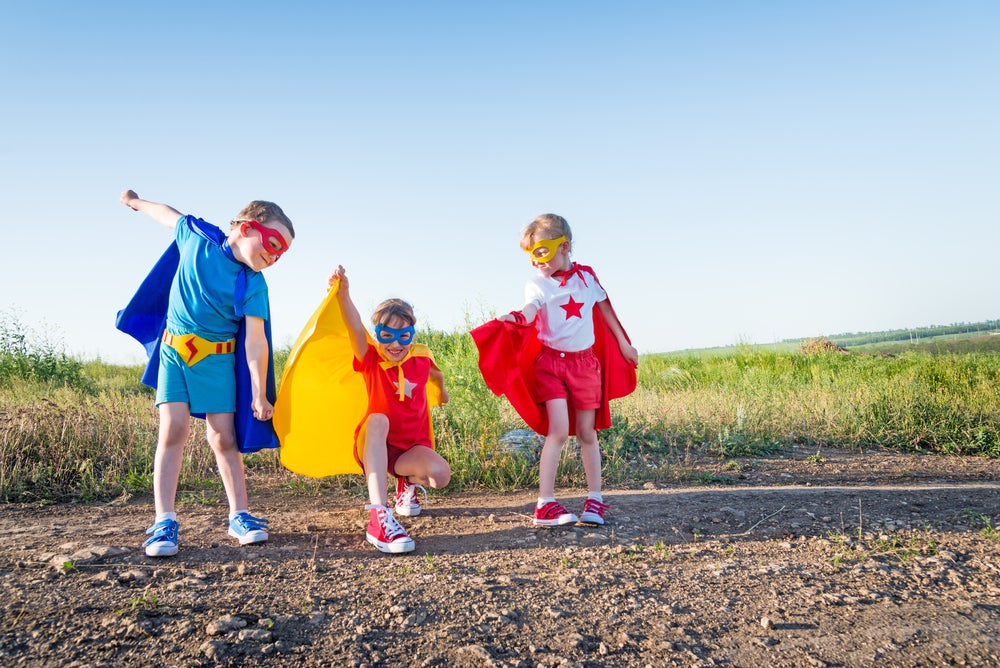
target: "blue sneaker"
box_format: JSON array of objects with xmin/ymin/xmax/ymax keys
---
[
  {"xmin": 228, "ymin": 512, "xmax": 269, "ymax": 545},
  {"xmin": 143, "ymin": 518, "xmax": 179, "ymax": 557}
]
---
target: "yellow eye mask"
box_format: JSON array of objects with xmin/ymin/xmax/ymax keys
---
[{"xmin": 525, "ymin": 236, "xmax": 567, "ymax": 264}]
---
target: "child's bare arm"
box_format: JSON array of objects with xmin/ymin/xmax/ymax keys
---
[
  {"xmin": 597, "ymin": 300, "xmax": 639, "ymax": 367},
  {"xmin": 243, "ymin": 316, "xmax": 274, "ymax": 420},
  {"xmin": 329, "ymin": 266, "xmax": 369, "ymax": 361},
  {"xmin": 430, "ymin": 367, "xmax": 449, "ymax": 404},
  {"xmin": 497, "ymin": 303, "xmax": 538, "ymax": 324},
  {"xmin": 120, "ymin": 190, "xmax": 183, "ymax": 229}
]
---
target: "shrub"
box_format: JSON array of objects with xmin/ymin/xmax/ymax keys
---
[
  {"xmin": 0, "ymin": 311, "xmax": 88, "ymax": 389},
  {"xmin": 800, "ymin": 337, "xmax": 847, "ymax": 355}
]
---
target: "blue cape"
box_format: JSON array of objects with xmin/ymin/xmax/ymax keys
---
[{"xmin": 115, "ymin": 218, "xmax": 279, "ymax": 453}]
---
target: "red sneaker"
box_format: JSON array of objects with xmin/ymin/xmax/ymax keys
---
[
  {"xmin": 365, "ymin": 505, "xmax": 414, "ymax": 553},
  {"xmin": 580, "ymin": 498, "xmax": 609, "ymax": 525},
  {"xmin": 394, "ymin": 477, "xmax": 427, "ymax": 517},
  {"xmin": 533, "ymin": 500, "xmax": 578, "ymax": 527}
]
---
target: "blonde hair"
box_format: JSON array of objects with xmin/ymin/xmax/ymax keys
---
[
  {"xmin": 519, "ymin": 213, "xmax": 572, "ymax": 251},
  {"xmin": 371, "ymin": 298, "xmax": 416, "ymax": 327},
  {"xmin": 232, "ymin": 200, "xmax": 295, "ymax": 239}
]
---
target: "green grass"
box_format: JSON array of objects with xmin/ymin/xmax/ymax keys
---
[
  {"xmin": 855, "ymin": 334, "xmax": 1000, "ymax": 356},
  {"xmin": 823, "ymin": 531, "xmax": 939, "ymax": 567},
  {"xmin": 676, "ymin": 319, "xmax": 1000, "ymax": 357},
  {"xmin": 2, "ymin": 316, "xmax": 999, "ymax": 502},
  {"xmin": 963, "ymin": 510, "xmax": 1000, "ymax": 542},
  {"xmin": 636, "ymin": 345, "xmax": 1000, "ymax": 457},
  {"xmin": 1, "ymin": 311, "xmax": 90, "ymax": 390}
]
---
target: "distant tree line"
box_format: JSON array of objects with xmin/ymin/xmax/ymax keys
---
[{"xmin": 785, "ymin": 320, "xmax": 1000, "ymax": 348}]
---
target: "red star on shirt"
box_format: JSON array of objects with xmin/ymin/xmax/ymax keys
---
[{"xmin": 560, "ymin": 296, "xmax": 584, "ymax": 319}]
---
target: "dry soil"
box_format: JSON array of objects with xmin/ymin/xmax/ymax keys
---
[{"xmin": 1, "ymin": 446, "xmax": 998, "ymax": 667}]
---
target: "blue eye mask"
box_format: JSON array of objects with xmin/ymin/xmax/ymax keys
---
[{"xmin": 374, "ymin": 324, "xmax": 415, "ymax": 346}]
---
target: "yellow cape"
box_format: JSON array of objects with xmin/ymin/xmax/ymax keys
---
[{"xmin": 274, "ymin": 279, "xmax": 442, "ymax": 478}]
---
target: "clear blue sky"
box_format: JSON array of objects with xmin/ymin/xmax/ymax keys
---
[{"xmin": 3, "ymin": 1, "xmax": 998, "ymax": 364}]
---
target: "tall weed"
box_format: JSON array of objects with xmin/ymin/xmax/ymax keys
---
[{"xmin": 0, "ymin": 311, "xmax": 88, "ymax": 390}]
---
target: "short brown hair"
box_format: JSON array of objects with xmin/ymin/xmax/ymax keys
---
[
  {"xmin": 519, "ymin": 213, "xmax": 572, "ymax": 251},
  {"xmin": 371, "ymin": 298, "xmax": 416, "ymax": 327},
  {"xmin": 233, "ymin": 201, "xmax": 295, "ymax": 238}
]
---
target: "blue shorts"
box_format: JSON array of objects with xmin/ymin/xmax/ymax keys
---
[{"xmin": 156, "ymin": 345, "xmax": 237, "ymax": 414}]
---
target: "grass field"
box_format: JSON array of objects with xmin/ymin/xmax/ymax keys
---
[
  {"xmin": 674, "ymin": 321, "xmax": 1000, "ymax": 358},
  {"xmin": 850, "ymin": 333, "xmax": 1000, "ymax": 355},
  {"xmin": 2, "ymin": 315, "xmax": 998, "ymax": 502}
]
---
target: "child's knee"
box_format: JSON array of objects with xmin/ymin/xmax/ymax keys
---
[
  {"xmin": 545, "ymin": 432, "xmax": 569, "ymax": 447},
  {"xmin": 429, "ymin": 460, "xmax": 451, "ymax": 488},
  {"xmin": 158, "ymin": 418, "xmax": 188, "ymax": 445},
  {"xmin": 207, "ymin": 430, "xmax": 237, "ymax": 453},
  {"xmin": 365, "ymin": 413, "xmax": 390, "ymax": 437}
]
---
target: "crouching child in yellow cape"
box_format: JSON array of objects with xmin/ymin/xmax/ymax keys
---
[{"xmin": 274, "ymin": 266, "xmax": 449, "ymax": 554}]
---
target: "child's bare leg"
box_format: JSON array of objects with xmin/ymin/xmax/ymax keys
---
[
  {"xmin": 575, "ymin": 409, "xmax": 601, "ymax": 494},
  {"xmin": 359, "ymin": 414, "xmax": 390, "ymax": 506},
  {"xmin": 153, "ymin": 402, "xmax": 190, "ymax": 516},
  {"xmin": 538, "ymin": 399, "xmax": 570, "ymax": 499},
  {"xmin": 360, "ymin": 414, "xmax": 414, "ymax": 553},
  {"xmin": 395, "ymin": 446, "xmax": 451, "ymax": 489},
  {"xmin": 205, "ymin": 412, "xmax": 247, "ymax": 514}
]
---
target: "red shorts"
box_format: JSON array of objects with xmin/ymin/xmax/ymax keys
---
[
  {"xmin": 534, "ymin": 346, "xmax": 602, "ymax": 410},
  {"xmin": 355, "ymin": 441, "xmax": 432, "ymax": 477},
  {"xmin": 386, "ymin": 443, "xmax": 431, "ymax": 477}
]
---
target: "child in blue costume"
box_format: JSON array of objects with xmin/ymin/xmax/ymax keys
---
[{"xmin": 119, "ymin": 189, "xmax": 294, "ymax": 557}]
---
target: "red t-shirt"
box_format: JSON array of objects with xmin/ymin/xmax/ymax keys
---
[{"xmin": 353, "ymin": 344, "xmax": 433, "ymax": 448}]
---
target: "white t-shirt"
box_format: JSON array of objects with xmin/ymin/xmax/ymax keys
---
[{"xmin": 524, "ymin": 266, "xmax": 607, "ymax": 352}]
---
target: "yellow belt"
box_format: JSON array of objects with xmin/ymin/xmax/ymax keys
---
[{"xmin": 161, "ymin": 330, "xmax": 236, "ymax": 367}]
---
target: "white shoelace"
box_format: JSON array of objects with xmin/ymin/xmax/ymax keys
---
[
  {"xmin": 365, "ymin": 504, "xmax": 407, "ymax": 538},
  {"xmin": 401, "ymin": 483, "xmax": 428, "ymax": 507}
]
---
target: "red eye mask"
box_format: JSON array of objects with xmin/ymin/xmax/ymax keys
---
[{"xmin": 244, "ymin": 220, "xmax": 289, "ymax": 258}]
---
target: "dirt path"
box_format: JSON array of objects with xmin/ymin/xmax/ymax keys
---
[{"xmin": 1, "ymin": 448, "xmax": 999, "ymax": 667}]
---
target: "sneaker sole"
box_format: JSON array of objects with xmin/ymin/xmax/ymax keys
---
[
  {"xmin": 579, "ymin": 513, "xmax": 605, "ymax": 525},
  {"xmin": 394, "ymin": 504, "xmax": 421, "ymax": 517},
  {"xmin": 145, "ymin": 543, "xmax": 178, "ymax": 557},
  {"xmin": 228, "ymin": 528, "xmax": 269, "ymax": 545},
  {"xmin": 533, "ymin": 514, "xmax": 579, "ymax": 527},
  {"xmin": 366, "ymin": 533, "xmax": 415, "ymax": 553}
]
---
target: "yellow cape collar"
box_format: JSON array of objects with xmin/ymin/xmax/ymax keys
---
[{"xmin": 377, "ymin": 343, "xmax": 435, "ymax": 401}]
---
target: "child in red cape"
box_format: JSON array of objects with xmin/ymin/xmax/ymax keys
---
[{"xmin": 472, "ymin": 214, "xmax": 638, "ymax": 527}]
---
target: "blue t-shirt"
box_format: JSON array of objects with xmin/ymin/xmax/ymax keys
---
[{"xmin": 166, "ymin": 215, "xmax": 269, "ymax": 340}]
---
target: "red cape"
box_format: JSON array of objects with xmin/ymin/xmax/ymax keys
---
[{"xmin": 471, "ymin": 266, "xmax": 636, "ymax": 436}]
